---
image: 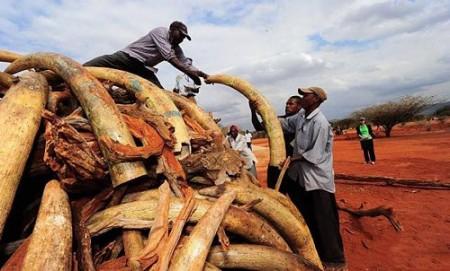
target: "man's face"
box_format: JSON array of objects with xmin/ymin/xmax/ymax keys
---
[
  {"xmin": 170, "ymin": 29, "xmax": 185, "ymax": 45},
  {"xmin": 300, "ymin": 93, "xmax": 319, "ymax": 110},
  {"xmin": 230, "ymin": 126, "xmax": 239, "ymax": 137},
  {"xmin": 285, "ymin": 98, "xmax": 301, "ymax": 116}
]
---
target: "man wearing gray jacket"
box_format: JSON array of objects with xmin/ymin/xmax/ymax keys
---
[
  {"xmin": 84, "ymin": 21, "xmax": 208, "ymax": 88},
  {"xmin": 280, "ymin": 87, "xmax": 346, "ymax": 270}
]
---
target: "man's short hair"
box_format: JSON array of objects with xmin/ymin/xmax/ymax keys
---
[{"xmin": 288, "ymin": 95, "xmax": 302, "ymax": 104}]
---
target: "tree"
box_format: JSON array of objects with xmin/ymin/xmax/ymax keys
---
[
  {"xmin": 435, "ymin": 105, "xmax": 450, "ymax": 117},
  {"xmin": 330, "ymin": 118, "xmax": 357, "ymax": 132},
  {"xmin": 351, "ymin": 96, "xmax": 432, "ymax": 137}
]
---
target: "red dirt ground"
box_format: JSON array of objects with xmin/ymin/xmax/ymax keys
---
[{"xmin": 252, "ymin": 123, "xmax": 450, "ymax": 271}]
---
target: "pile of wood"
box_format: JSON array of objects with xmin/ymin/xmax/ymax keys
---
[{"xmin": 0, "ymin": 50, "xmax": 322, "ymax": 270}]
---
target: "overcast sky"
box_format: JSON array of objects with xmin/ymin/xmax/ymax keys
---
[{"xmin": 1, "ymin": 0, "xmax": 449, "ymax": 129}]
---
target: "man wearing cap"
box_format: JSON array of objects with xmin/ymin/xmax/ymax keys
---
[
  {"xmin": 84, "ymin": 21, "xmax": 208, "ymax": 88},
  {"xmin": 280, "ymin": 87, "xmax": 346, "ymax": 270}
]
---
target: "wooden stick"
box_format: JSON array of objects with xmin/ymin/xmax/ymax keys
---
[{"xmin": 275, "ymin": 156, "xmax": 291, "ymax": 191}]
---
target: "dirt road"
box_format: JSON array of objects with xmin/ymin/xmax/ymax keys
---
[{"xmin": 253, "ymin": 129, "xmax": 450, "ymax": 270}]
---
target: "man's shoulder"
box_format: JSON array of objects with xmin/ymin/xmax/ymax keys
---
[
  {"xmin": 149, "ymin": 27, "xmax": 169, "ymax": 37},
  {"xmin": 313, "ymin": 111, "xmax": 330, "ymax": 127}
]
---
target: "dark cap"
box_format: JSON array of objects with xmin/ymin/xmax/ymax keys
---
[{"xmin": 170, "ymin": 21, "xmax": 191, "ymax": 40}]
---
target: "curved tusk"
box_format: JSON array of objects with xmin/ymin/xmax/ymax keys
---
[
  {"xmin": 0, "ymin": 72, "xmax": 48, "ymax": 238},
  {"xmin": 85, "ymin": 67, "xmax": 191, "ymax": 156},
  {"xmin": 199, "ymin": 181, "xmax": 323, "ymax": 270},
  {"xmin": 87, "ymin": 195, "xmax": 291, "ymax": 252},
  {"xmin": 0, "ymin": 49, "xmax": 21, "ymax": 63},
  {"xmin": 207, "ymin": 244, "xmax": 315, "ymax": 271},
  {"xmin": 0, "ymin": 72, "xmax": 18, "ymax": 88},
  {"xmin": 123, "ymin": 189, "xmax": 291, "ymax": 252},
  {"xmin": 165, "ymin": 91, "xmax": 222, "ymax": 136},
  {"xmin": 5, "ymin": 52, "xmax": 147, "ymax": 187},
  {"xmin": 206, "ymin": 74, "xmax": 285, "ymax": 167}
]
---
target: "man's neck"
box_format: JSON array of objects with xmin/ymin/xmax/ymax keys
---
[{"xmin": 304, "ymin": 104, "xmax": 319, "ymax": 117}]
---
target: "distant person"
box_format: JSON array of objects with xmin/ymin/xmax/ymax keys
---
[
  {"xmin": 249, "ymin": 96, "xmax": 302, "ymax": 190},
  {"xmin": 84, "ymin": 21, "xmax": 208, "ymax": 88},
  {"xmin": 280, "ymin": 87, "xmax": 346, "ymax": 270},
  {"xmin": 244, "ymin": 130, "xmax": 253, "ymax": 149},
  {"xmin": 173, "ymin": 58, "xmax": 200, "ymax": 103},
  {"xmin": 226, "ymin": 125, "xmax": 257, "ymax": 177},
  {"xmin": 356, "ymin": 117, "xmax": 376, "ymax": 165}
]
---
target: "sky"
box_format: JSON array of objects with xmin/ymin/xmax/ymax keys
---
[{"xmin": 1, "ymin": 0, "xmax": 449, "ymax": 129}]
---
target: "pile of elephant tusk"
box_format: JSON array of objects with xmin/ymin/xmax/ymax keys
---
[{"xmin": 0, "ymin": 50, "xmax": 323, "ymax": 271}]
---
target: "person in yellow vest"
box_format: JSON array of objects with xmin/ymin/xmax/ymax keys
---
[{"xmin": 356, "ymin": 117, "xmax": 376, "ymax": 165}]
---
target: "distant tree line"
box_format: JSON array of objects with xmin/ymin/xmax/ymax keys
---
[{"xmin": 331, "ymin": 95, "xmax": 438, "ymax": 137}]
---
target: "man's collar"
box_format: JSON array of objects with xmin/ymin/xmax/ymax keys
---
[{"xmin": 306, "ymin": 107, "xmax": 320, "ymax": 120}]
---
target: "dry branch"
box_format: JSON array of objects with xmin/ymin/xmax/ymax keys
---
[{"xmin": 337, "ymin": 203, "xmax": 403, "ymax": 232}]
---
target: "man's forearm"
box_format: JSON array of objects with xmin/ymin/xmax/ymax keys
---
[
  {"xmin": 169, "ymin": 57, "xmax": 196, "ymax": 76},
  {"xmin": 251, "ymin": 110, "xmax": 265, "ymax": 131}
]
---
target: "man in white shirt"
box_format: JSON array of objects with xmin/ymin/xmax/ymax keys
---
[
  {"xmin": 226, "ymin": 125, "xmax": 257, "ymax": 177},
  {"xmin": 173, "ymin": 58, "xmax": 200, "ymax": 103},
  {"xmin": 244, "ymin": 130, "xmax": 253, "ymax": 150}
]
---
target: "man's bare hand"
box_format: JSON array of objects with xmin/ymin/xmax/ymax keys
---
[
  {"xmin": 196, "ymin": 71, "xmax": 209, "ymax": 79},
  {"xmin": 192, "ymin": 76, "xmax": 201, "ymax": 85},
  {"xmin": 249, "ymin": 100, "xmax": 257, "ymax": 111}
]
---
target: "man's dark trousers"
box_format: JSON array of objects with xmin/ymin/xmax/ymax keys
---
[
  {"xmin": 288, "ymin": 186, "xmax": 346, "ymax": 264},
  {"xmin": 84, "ymin": 51, "xmax": 163, "ymax": 88}
]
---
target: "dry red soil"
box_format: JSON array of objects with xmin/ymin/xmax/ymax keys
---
[{"xmin": 252, "ymin": 122, "xmax": 450, "ymax": 271}]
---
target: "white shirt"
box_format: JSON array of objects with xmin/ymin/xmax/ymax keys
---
[
  {"xmin": 175, "ymin": 74, "xmax": 199, "ymax": 97},
  {"xmin": 245, "ymin": 132, "xmax": 252, "ymax": 143},
  {"xmin": 226, "ymin": 134, "xmax": 257, "ymax": 169}
]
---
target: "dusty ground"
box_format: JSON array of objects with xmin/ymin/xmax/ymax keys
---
[{"xmin": 252, "ymin": 122, "xmax": 450, "ymax": 271}]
